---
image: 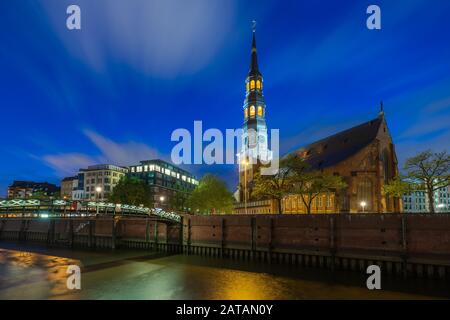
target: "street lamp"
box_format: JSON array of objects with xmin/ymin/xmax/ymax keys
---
[
  {"xmin": 360, "ymin": 201, "xmax": 367, "ymax": 213},
  {"xmin": 95, "ymin": 186, "xmax": 102, "ymax": 215},
  {"xmin": 160, "ymin": 196, "xmax": 165, "ymax": 208}
]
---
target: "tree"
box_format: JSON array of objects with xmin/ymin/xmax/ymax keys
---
[
  {"xmin": 108, "ymin": 177, "xmax": 153, "ymax": 207},
  {"xmin": 268, "ymin": 154, "xmax": 346, "ymax": 214},
  {"xmin": 168, "ymin": 192, "xmax": 187, "ymax": 212},
  {"xmin": 187, "ymin": 174, "xmax": 234, "ymax": 214},
  {"xmin": 286, "ymin": 156, "xmax": 347, "ymax": 213},
  {"xmin": 402, "ymin": 150, "xmax": 450, "ymax": 213},
  {"xmin": 29, "ymin": 190, "xmax": 53, "ymax": 200},
  {"xmin": 252, "ymin": 157, "xmax": 295, "ymax": 214},
  {"xmin": 383, "ymin": 176, "xmax": 415, "ymax": 197}
]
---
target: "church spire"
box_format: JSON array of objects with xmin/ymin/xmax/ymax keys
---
[
  {"xmin": 249, "ymin": 21, "xmax": 261, "ymax": 77},
  {"xmin": 379, "ymin": 100, "xmax": 385, "ymax": 118}
]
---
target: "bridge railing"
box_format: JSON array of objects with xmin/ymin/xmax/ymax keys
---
[{"xmin": 0, "ymin": 199, "xmax": 181, "ymax": 223}]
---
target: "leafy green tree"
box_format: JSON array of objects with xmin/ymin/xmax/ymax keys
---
[
  {"xmin": 383, "ymin": 177, "xmax": 415, "ymax": 197},
  {"xmin": 284, "ymin": 155, "xmax": 346, "ymax": 213},
  {"xmin": 187, "ymin": 174, "xmax": 234, "ymax": 214},
  {"xmin": 29, "ymin": 190, "xmax": 53, "ymax": 200},
  {"xmin": 253, "ymin": 154, "xmax": 346, "ymax": 213},
  {"xmin": 402, "ymin": 150, "xmax": 450, "ymax": 213},
  {"xmin": 252, "ymin": 159, "xmax": 293, "ymax": 214},
  {"xmin": 168, "ymin": 192, "xmax": 187, "ymax": 211},
  {"xmin": 292, "ymin": 171, "xmax": 347, "ymax": 214},
  {"xmin": 108, "ymin": 177, "xmax": 153, "ymax": 207},
  {"xmin": 253, "ymin": 154, "xmax": 346, "ymax": 214}
]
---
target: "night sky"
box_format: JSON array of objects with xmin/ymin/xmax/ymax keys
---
[{"xmin": 1, "ymin": 0, "xmax": 450, "ymax": 196}]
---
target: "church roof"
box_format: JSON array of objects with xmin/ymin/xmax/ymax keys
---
[{"xmin": 290, "ymin": 116, "xmax": 383, "ymax": 170}]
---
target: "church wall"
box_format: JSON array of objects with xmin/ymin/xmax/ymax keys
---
[{"xmin": 282, "ymin": 128, "xmax": 401, "ymax": 214}]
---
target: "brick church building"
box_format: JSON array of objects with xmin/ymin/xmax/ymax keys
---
[{"xmin": 234, "ymin": 29, "xmax": 402, "ymax": 214}]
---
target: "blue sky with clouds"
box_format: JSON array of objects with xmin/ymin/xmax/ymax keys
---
[{"xmin": 1, "ymin": 0, "xmax": 450, "ymax": 196}]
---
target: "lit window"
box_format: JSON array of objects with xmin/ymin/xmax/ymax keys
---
[
  {"xmin": 131, "ymin": 167, "xmax": 135, "ymax": 173},
  {"xmin": 149, "ymin": 165, "xmax": 154, "ymax": 171},
  {"xmin": 144, "ymin": 165, "xmax": 148, "ymax": 172},
  {"xmin": 249, "ymin": 105, "xmax": 255, "ymax": 117},
  {"xmin": 256, "ymin": 80, "xmax": 261, "ymax": 89},
  {"xmin": 137, "ymin": 166, "xmax": 143, "ymax": 172},
  {"xmin": 257, "ymin": 106, "xmax": 263, "ymax": 117},
  {"xmin": 244, "ymin": 108, "xmax": 248, "ymax": 119},
  {"xmin": 182, "ymin": 175, "xmax": 186, "ymax": 181},
  {"xmin": 250, "ymin": 80, "xmax": 255, "ymax": 90},
  {"xmin": 165, "ymin": 169, "xmax": 171, "ymax": 175},
  {"xmin": 246, "ymin": 82, "xmax": 249, "ymax": 92}
]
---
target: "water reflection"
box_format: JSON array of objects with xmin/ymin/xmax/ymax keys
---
[{"xmin": 0, "ymin": 244, "xmax": 447, "ymax": 300}]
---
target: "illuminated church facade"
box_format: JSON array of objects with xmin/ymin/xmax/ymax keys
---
[{"xmin": 234, "ymin": 29, "xmax": 402, "ymax": 214}]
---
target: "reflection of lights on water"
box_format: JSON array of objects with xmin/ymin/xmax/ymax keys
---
[
  {"xmin": 1, "ymin": 248, "xmax": 81, "ymax": 297},
  {"xmin": 210, "ymin": 269, "xmax": 282, "ymax": 300}
]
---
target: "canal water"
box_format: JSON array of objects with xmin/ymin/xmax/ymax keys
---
[{"xmin": 0, "ymin": 242, "xmax": 448, "ymax": 299}]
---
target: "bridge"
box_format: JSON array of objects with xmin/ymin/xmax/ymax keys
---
[{"xmin": 0, "ymin": 199, "xmax": 181, "ymax": 223}]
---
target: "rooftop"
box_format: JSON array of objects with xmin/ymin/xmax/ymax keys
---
[{"xmin": 290, "ymin": 116, "xmax": 383, "ymax": 170}]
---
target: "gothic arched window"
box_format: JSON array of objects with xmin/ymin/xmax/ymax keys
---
[
  {"xmin": 250, "ymin": 80, "xmax": 255, "ymax": 90},
  {"xmin": 256, "ymin": 80, "xmax": 261, "ymax": 90},
  {"xmin": 249, "ymin": 105, "xmax": 256, "ymax": 117},
  {"xmin": 382, "ymin": 148, "xmax": 392, "ymax": 183},
  {"xmin": 357, "ymin": 178, "xmax": 373, "ymax": 211}
]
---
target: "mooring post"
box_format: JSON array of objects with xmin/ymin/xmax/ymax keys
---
[
  {"xmin": 51, "ymin": 219, "xmax": 56, "ymax": 244},
  {"xmin": 330, "ymin": 215, "xmax": 336, "ymax": 272},
  {"xmin": 0, "ymin": 220, "xmax": 4, "ymax": 239},
  {"xmin": 401, "ymin": 214, "xmax": 408, "ymax": 278},
  {"xmin": 19, "ymin": 219, "xmax": 27, "ymax": 241},
  {"xmin": 111, "ymin": 217, "xmax": 116, "ymax": 250},
  {"xmin": 221, "ymin": 218, "xmax": 225, "ymax": 257},
  {"xmin": 69, "ymin": 219, "xmax": 74, "ymax": 248},
  {"xmin": 187, "ymin": 217, "xmax": 192, "ymax": 254},
  {"xmin": 145, "ymin": 217, "xmax": 150, "ymax": 243},
  {"xmin": 88, "ymin": 219, "xmax": 94, "ymax": 248},
  {"xmin": 154, "ymin": 220, "xmax": 158, "ymax": 250},
  {"xmin": 46, "ymin": 219, "xmax": 55, "ymax": 245},
  {"xmin": 268, "ymin": 217, "xmax": 273, "ymax": 264},
  {"xmin": 179, "ymin": 217, "xmax": 184, "ymax": 253},
  {"xmin": 251, "ymin": 216, "xmax": 257, "ymax": 255}
]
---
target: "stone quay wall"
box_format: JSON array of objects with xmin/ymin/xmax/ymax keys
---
[{"xmin": 1, "ymin": 214, "xmax": 449, "ymax": 279}]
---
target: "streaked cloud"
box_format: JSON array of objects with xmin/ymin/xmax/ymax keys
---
[
  {"xmin": 41, "ymin": 0, "xmax": 236, "ymax": 78},
  {"xmin": 42, "ymin": 130, "xmax": 163, "ymax": 176},
  {"xmin": 42, "ymin": 153, "xmax": 99, "ymax": 177}
]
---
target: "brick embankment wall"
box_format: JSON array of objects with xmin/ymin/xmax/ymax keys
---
[{"xmin": 1, "ymin": 214, "xmax": 449, "ymax": 279}]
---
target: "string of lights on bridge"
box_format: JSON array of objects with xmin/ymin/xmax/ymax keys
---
[{"xmin": 0, "ymin": 199, "xmax": 181, "ymax": 222}]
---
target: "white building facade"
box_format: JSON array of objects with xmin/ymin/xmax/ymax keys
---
[
  {"xmin": 79, "ymin": 164, "xmax": 128, "ymax": 201},
  {"xmin": 403, "ymin": 186, "xmax": 450, "ymax": 213}
]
